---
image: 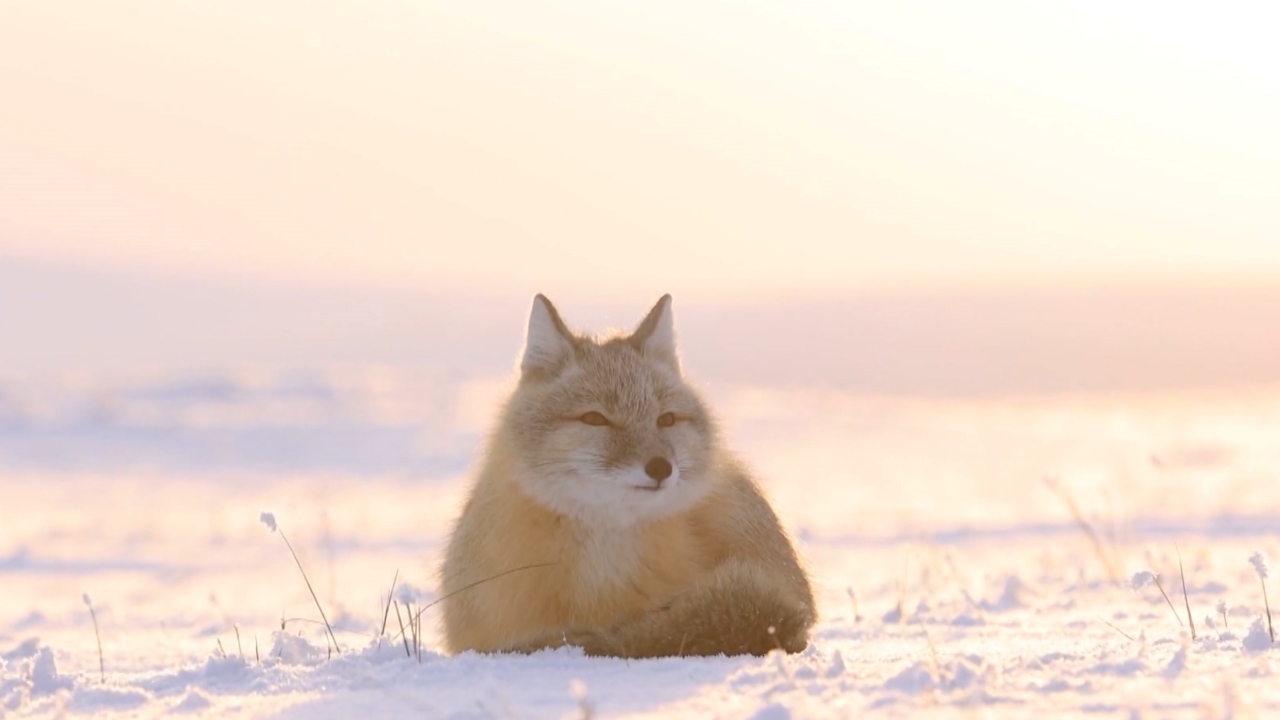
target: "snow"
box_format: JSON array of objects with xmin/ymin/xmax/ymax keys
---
[
  {"xmin": 1130, "ymin": 571, "xmax": 1156, "ymax": 591},
  {"xmin": 2, "ymin": 368, "xmax": 1280, "ymax": 718}
]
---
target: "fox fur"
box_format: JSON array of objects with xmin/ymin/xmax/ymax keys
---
[{"xmin": 438, "ymin": 294, "xmax": 815, "ymax": 658}]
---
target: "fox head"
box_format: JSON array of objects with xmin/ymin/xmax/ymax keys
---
[{"xmin": 498, "ymin": 294, "xmax": 721, "ymax": 525}]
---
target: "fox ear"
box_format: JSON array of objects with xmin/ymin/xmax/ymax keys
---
[
  {"xmin": 629, "ymin": 294, "xmax": 678, "ymax": 369},
  {"xmin": 520, "ymin": 294, "xmax": 575, "ymax": 380}
]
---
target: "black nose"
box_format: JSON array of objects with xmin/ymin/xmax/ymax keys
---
[{"xmin": 644, "ymin": 457, "xmax": 673, "ymax": 482}]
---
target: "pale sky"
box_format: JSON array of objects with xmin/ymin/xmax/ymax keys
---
[{"xmin": 2, "ymin": 0, "xmax": 1278, "ymax": 299}]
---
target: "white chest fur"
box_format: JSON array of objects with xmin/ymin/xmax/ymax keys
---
[{"xmin": 568, "ymin": 523, "xmax": 645, "ymax": 597}]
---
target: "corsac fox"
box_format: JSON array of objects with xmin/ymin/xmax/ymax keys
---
[{"xmin": 438, "ymin": 294, "xmax": 815, "ymax": 657}]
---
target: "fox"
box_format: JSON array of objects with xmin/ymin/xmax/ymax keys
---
[{"xmin": 437, "ymin": 294, "xmax": 815, "ymax": 658}]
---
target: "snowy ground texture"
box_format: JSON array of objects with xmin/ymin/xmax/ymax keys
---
[{"xmin": 3, "ymin": 368, "xmax": 1279, "ymax": 718}]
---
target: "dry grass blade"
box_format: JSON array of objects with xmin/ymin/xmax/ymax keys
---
[
  {"xmin": 84, "ymin": 596, "xmax": 105, "ymax": 683},
  {"xmin": 405, "ymin": 562, "xmax": 558, "ymax": 632},
  {"xmin": 1177, "ymin": 545, "xmax": 1196, "ymax": 640},
  {"xmin": 1152, "ymin": 575, "xmax": 1184, "ymax": 628},
  {"xmin": 394, "ymin": 601, "xmax": 411, "ymax": 657},
  {"xmin": 377, "ymin": 569, "xmax": 399, "ymax": 651},
  {"xmin": 1044, "ymin": 476, "xmax": 1119, "ymax": 581},
  {"xmin": 276, "ymin": 529, "xmax": 341, "ymax": 655},
  {"xmin": 1264, "ymin": 580, "xmax": 1275, "ymax": 643},
  {"xmin": 1099, "ymin": 616, "xmax": 1136, "ymax": 642}
]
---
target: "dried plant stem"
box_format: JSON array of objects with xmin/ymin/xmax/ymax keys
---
[
  {"xmin": 276, "ymin": 529, "xmax": 341, "ymax": 655},
  {"xmin": 86, "ymin": 601, "xmax": 105, "ymax": 683},
  {"xmin": 414, "ymin": 603, "xmax": 422, "ymax": 663},
  {"xmin": 406, "ymin": 562, "xmax": 558, "ymax": 631},
  {"xmin": 846, "ymin": 586, "xmax": 862, "ymax": 622},
  {"xmin": 916, "ymin": 616, "xmax": 942, "ymax": 682},
  {"xmin": 1099, "ymin": 617, "xmax": 1136, "ymax": 643},
  {"xmin": 394, "ymin": 601, "xmax": 411, "ymax": 658},
  {"xmin": 1263, "ymin": 580, "xmax": 1275, "ymax": 643},
  {"xmin": 377, "ymin": 569, "xmax": 399, "ymax": 651},
  {"xmin": 1152, "ymin": 576, "xmax": 1184, "ymax": 628},
  {"xmin": 234, "ymin": 624, "xmax": 244, "ymax": 660},
  {"xmin": 1177, "ymin": 546, "xmax": 1196, "ymax": 640},
  {"xmin": 1044, "ymin": 477, "xmax": 1119, "ymax": 581}
]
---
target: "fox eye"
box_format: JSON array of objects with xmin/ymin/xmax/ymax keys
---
[
  {"xmin": 579, "ymin": 411, "xmax": 610, "ymax": 427},
  {"xmin": 656, "ymin": 412, "xmax": 676, "ymax": 428}
]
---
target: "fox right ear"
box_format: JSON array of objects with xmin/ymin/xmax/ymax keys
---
[{"xmin": 520, "ymin": 294, "xmax": 575, "ymax": 380}]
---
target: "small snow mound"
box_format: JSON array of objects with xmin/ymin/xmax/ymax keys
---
[
  {"xmin": 1087, "ymin": 658, "xmax": 1145, "ymax": 677},
  {"xmin": 983, "ymin": 576, "xmax": 1031, "ymax": 611},
  {"xmin": 948, "ymin": 655, "xmax": 992, "ymax": 690},
  {"xmin": 826, "ymin": 650, "xmax": 845, "ymax": 678},
  {"xmin": 202, "ymin": 654, "xmax": 249, "ymax": 678},
  {"xmin": 1162, "ymin": 646, "xmax": 1187, "ymax": 680},
  {"xmin": 172, "ymin": 689, "xmax": 213, "ymax": 713},
  {"xmin": 1242, "ymin": 618, "xmax": 1275, "ymax": 653},
  {"xmin": 395, "ymin": 582, "xmax": 434, "ymax": 604},
  {"xmin": 1033, "ymin": 678, "xmax": 1085, "ymax": 694},
  {"xmin": 2, "ymin": 638, "xmax": 41, "ymax": 663},
  {"xmin": 748, "ymin": 702, "xmax": 791, "ymax": 720},
  {"xmin": 1130, "ymin": 571, "xmax": 1156, "ymax": 591},
  {"xmin": 884, "ymin": 662, "xmax": 935, "ymax": 694},
  {"xmin": 68, "ymin": 686, "xmax": 150, "ymax": 712},
  {"xmin": 886, "ymin": 654, "xmax": 997, "ymax": 698},
  {"xmin": 270, "ymin": 632, "xmax": 324, "ymax": 665},
  {"xmin": 30, "ymin": 646, "xmax": 73, "ymax": 696},
  {"xmin": 2, "ymin": 681, "xmax": 23, "ymax": 713}
]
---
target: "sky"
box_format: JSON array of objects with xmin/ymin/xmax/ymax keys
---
[{"xmin": 3, "ymin": 0, "xmax": 1279, "ymax": 300}]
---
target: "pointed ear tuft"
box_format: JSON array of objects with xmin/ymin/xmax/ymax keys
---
[
  {"xmin": 629, "ymin": 294, "xmax": 678, "ymax": 369},
  {"xmin": 520, "ymin": 294, "xmax": 575, "ymax": 380}
]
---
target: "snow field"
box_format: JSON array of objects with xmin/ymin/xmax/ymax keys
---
[{"xmin": 2, "ymin": 376, "xmax": 1279, "ymax": 717}]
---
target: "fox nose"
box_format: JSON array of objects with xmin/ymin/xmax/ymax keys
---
[{"xmin": 644, "ymin": 457, "xmax": 673, "ymax": 483}]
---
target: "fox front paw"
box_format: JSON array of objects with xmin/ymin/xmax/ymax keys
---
[{"xmin": 562, "ymin": 627, "xmax": 620, "ymax": 657}]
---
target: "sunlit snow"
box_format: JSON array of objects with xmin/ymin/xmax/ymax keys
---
[{"xmin": 2, "ymin": 368, "xmax": 1278, "ymax": 718}]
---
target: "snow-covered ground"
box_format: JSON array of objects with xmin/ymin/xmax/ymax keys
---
[{"xmin": 3, "ymin": 367, "xmax": 1279, "ymax": 718}]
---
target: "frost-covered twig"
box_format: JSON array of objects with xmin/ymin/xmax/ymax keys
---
[
  {"xmin": 1250, "ymin": 551, "xmax": 1273, "ymax": 643},
  {"xmin": 83, "ymin": 593, "xmax": 104, "ymax": 683},
  {"xmin": 260, "ymin": 511, "xmax": 341, "ymax": 655},
  {"xmin": 1132, "ymin": 570, "xmax": 1183, "ymax": 628},
  {"xmin": 1216, "ymin": 599, "xmax": 1229, "ymax": 630}
]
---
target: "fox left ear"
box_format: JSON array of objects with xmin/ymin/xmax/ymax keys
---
[
  {"xmin": 629, "ymin": 294, "xmax": 678, "ymax": 370},
  {"xmin": 521, "ymin": 294, "xmax": 576, "ymax": 381}
]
